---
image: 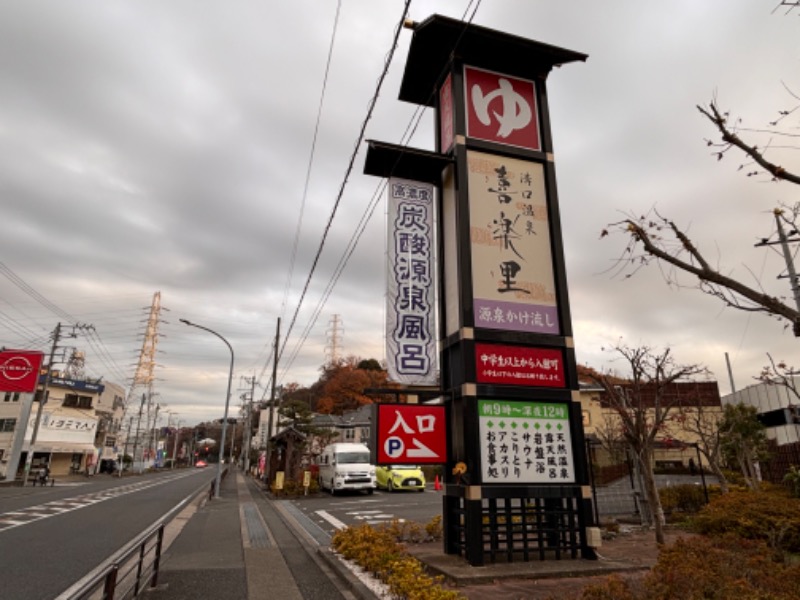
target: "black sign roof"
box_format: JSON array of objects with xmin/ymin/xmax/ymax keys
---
[{"xmin": 399, "ymin": 14, "xmax": 588, "ymax": 107}]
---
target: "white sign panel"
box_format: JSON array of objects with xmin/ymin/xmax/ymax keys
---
[
  {"xmin": 386, "ymin": 178, "xmax": 437, "ymax": 385},
  {"xmin": 478, "ymin": 399, "xmax": 574, "ymax": 484},
  {"xmin": 467, "ymin": 151, "xmax": 559, "ymax": 335}
]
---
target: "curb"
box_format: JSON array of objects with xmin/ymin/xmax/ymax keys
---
[
  {"xmin": 316, "ymin": 547, "xmax": 382, "ymax": 600},
  {"xmin": 261, "ymin": 486, "xmax": 380, "ymax": 600}
]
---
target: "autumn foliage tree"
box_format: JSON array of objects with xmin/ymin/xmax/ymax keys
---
[{"xmin": 314, "ymin": 356, "xmax": 398, "ymax": 415}]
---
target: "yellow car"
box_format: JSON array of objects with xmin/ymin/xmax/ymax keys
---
[{"xmin": 375, "ymin": 465, "xmax": 426, "ymax": 492}]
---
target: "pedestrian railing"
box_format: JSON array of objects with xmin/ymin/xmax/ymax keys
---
[
  {"xmin": 52, "ymin": 470, "xmax": 224, "ymax": 600},
  {"xmin": 54, "ymin": 519, "xmax": 165, "ymax": 600}
]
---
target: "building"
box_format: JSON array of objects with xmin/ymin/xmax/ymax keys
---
[
  {"xmin": 21, "ymin": 373, "xmax": 104, "ymax": 477},
  {"xmin": 0, "ymin": 371, "xmax": 131, "ymax": 480},
  {"xmin": 94, "ymin": 381, "xmax": 127, "ymax": 472},
  {"xmin": 723, "ymin": 378, "xmax": 800, "ymax": 445},
  {"xmin": 722, "ymin": 378, "xmax": 800, "ymax": 482},
  {"xmin": 579, "ymin": 380, "xmax": 723, "ymax": 470}
]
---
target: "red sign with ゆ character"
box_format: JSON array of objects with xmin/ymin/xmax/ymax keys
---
[
  {"xmin": 465, "ymin": 66, "xmax": 540, "ymax": 151},
  {"xmin": 0, "ymin": 350, "xmax": 45, "ymax": 393},
  {"xmin": 374, "ymin": 403, "xmax": 446, "ymax": 465}
]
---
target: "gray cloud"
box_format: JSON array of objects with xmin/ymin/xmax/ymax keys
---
[{"xmin": 1, "ymin": 1, "xmax": 797, "ymax": 425}]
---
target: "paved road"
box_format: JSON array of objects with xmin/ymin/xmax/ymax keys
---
[
  {"xmin": 0, "ymin": 469, "xmax": 214, "ymax": 600},
  {"xmin": 287, "ymin": 486, "xmax": 442, "ymax": 540}
]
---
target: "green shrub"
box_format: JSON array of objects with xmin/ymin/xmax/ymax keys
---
[
  {"xmin": 331, "ymin": 523, "xmax": 464, "ymax": 599},
  {"xmin": 578, "ymin": 574, "xmax": 638, "ymax": 600},
  {"xmin": 645, "ymin": 535, "xmax": 800, "ymax": 599},
  {"xmin": 689, "ymin": 484, "xmax": 800, "ymax": 554},
  {"xmin": 576, "ymin": 535, "xmax": 800, "ymax": 599},
  {"xmin": 658, "ymin": 484, "xmax": 706, "ymax": 515},
  {"xmin": 783, "ymin": 465, "xmax": 800, "ymax": 497},
  {"xmin": 425, "ymin": 515, "xmax": 443, "ymax": 540}
]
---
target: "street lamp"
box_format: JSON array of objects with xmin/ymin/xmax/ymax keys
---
[{"xmin": 179, "ymin": 318, "xmax": 234, "ymax": 500}]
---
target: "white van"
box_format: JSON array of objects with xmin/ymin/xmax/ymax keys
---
[{"xmin": 317, "ymin": 442, "xmax": 376, "ymax": 495}]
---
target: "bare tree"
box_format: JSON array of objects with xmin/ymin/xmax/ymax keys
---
[
  {"xmin": 603, "ymin": 82, "xmax": 800, "ymax": 333},
  {"xmin": 593, "ymin": 410, "xmax": 628, "ymax": 466},
  {"xmin": 757, "ymin": 353, "xmax": 800, "ymax": 403},
  {"xmin": 602, "ymin": 205, "xmax": 800, "ymax": 333},
  {"xmin": 672, "ymin": 403, "xmax": 729, "ymax": 493},
  {"xmin": 587, "ymin": 343, "xmax": 708, "ymax": 545}
]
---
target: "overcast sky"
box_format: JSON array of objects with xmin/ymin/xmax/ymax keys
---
[{"xmin": 1, "ymin": 1, "xmax": 798, "ymax": 427}]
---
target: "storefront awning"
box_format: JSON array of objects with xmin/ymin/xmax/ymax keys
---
[{"xmin": 32, "ymin": 443, "xmax": 97, "ymax": 454}]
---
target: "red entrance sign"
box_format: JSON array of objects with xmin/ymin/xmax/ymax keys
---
[
  {"xmin": 464, "ymin": 66, "xmax": 540, "ymax": 151},
  {"xmin": 0, "ymin": 350, "xmax": 45, "ymax": 393},
  {"xmin": 475, "ymin": 343, "xmax": 564, "ymax": 388},
  {"xmin": 374, "ymin": 403, "xmax": 446, "ymax": 465}
]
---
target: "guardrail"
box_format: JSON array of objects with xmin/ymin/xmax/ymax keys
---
[{"xmin": 55, "ymin": 468, "xmax": 225, "ymax": 600}]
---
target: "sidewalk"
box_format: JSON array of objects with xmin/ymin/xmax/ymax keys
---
[
  {"xmin": 147, "ymin": 470, "xmax": 369, "ymax": 600},
  {"xmin": 146, "ymin": 473, "xmax": 667, "ymax": 600}
]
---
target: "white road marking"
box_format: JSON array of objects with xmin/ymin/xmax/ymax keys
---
[
  {"xmin": 0, "ymin": 471, "xmax": 196, "ymax": 533},
  {"xmin": 315, "ymin": 510, "xmax": 348, "ymax": 530}
]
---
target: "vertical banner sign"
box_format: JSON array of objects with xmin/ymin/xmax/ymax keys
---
[
  {"xmin": 386, "ymin": 178, "xmax": 437, "ymax": 385},
  {"xmin": 468, "ymin": 151, "xmax": 559, "ymax": 334},
  {"xmin": 0, "ymin": 350, "xmax": 44, "ymax": 393},
  {"xmin": 479, "ymin": 399, "xmax": 574, "ymax": 483}
]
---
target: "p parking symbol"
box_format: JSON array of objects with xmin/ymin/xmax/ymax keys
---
[{"xmin": 384, "ymin": 436, "xmax": 405, "ymax": 459}]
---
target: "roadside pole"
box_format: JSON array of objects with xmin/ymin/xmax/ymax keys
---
[{"xmin": 22, "ymin": 323, "xmax": 61, "ymax": 487}]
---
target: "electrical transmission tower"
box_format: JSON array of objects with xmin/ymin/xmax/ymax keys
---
[
  {"xmin": 131, "ymin": 291, "xmax": 163, "ymax": 391},
  {"xmin": 125, "ymin": 292, "xmax": 164, "ymax": 469},
  {"xmin": 325, "ymin": 314, "xmax": 344, "ymax": 363}
]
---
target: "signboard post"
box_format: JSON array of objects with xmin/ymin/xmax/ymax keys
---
[{"xmin": 364, "ymin": 16, "xmax": 595, "ymax": 566}]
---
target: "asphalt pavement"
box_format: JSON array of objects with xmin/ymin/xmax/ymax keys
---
[{"xmin": 146, "ymin": 470, "xmax": 370, "ymax": 600}]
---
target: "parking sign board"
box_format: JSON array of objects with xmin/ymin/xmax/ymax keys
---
[{"xmin": 373, "ymin": 403, "xmax": 446, "ymax": 465}]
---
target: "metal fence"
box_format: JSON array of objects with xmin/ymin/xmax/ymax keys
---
[{"xmin": 55, "ymin": 474, "xmax": 220, "ymax": 600}]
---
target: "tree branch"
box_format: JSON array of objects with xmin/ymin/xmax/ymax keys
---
[
  {"xmin": 698, "ymin": 102, "xmax": 800, "ymax": 185},
  {"xmin": 619, "ymin": 214, "xmax": 800, "ymax": 326}
]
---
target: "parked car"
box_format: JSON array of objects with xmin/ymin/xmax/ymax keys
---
[
  {"xmin": 317, "ymin": 442, "xmax": 376, "ymax": 495},
  {"xmin": 375, "ymin": 464, "xmax": 425, "ymax": 492}
]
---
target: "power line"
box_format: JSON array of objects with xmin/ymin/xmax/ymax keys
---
[
  {"xmin": 276, "ymin": 0, "xmax": 412, "ymax": 377},
  {"xmin": 277, "ymin": 1, "xmax": 484, "ymax": 384}
]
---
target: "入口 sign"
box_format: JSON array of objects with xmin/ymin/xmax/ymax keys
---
[{"xmin": 374, "ymin": 403, "xmax": 446, "ymax": 465}]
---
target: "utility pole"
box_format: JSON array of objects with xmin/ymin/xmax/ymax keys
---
[
  {"xmin": 243, "ymin": 374, "xmax": 256, "ymax": 474},
  {"xmin": 229, "ymin": 419, "xmax": 236, "ymax": 465},
  {"xmin": 171, "ymin": 421, "xmax": 181, "ymax": 469},
  {"xmin": 22, "ymin": 322, "xmax": 61, "ymax": 486},
  {"xmin": 755, "ymin": 208, "xmax": 800, "ymax": 336},
  {"xmin": 120, "ymin": 415, "xmax": 133, "ymax": 477},
  {"xmin": 132, "ymin": 393, "xmax": 145, "ymax": 474},
  {"xmin": 266, "ymin": 318, "xmax": 280, "ymax": 484},
  {"xmin": 147, "ymin": 402, "xmax": 160, "ymax": 467}
]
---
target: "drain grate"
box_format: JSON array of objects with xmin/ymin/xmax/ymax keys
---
[{"xmin": 243, "ymin": 502, "xmax": 271, "ymax": 548}]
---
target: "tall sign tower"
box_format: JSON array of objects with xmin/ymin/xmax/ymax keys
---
[{"xmin": 365, "ymin": 15, "xmax": 595, "ymax": 566}]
